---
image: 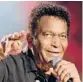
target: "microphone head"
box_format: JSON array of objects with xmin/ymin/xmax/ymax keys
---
[{"xmin": 51, "ymin": 57, "xmax": 62, "ymax": 68}]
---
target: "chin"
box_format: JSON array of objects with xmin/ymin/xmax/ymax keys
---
[{"xmin": 45, "ymin": 57, "xmax": 54, "ymax": 63}]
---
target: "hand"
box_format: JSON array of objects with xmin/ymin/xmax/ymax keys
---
[
  {"xmin": 0, "ymin": 30, "xmax": 27, "ymax": 58},
  {"xmin": 45, "ymin": 60, "xmax": 81, "ymax": 82},
  {"xmin": 0, "ymin": 43, "xmax": 4, "ymax": 60}
]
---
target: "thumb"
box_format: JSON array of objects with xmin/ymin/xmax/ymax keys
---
[{"xmin": 45, "ymin": 67, "xmax": 57, "ymax": 77}]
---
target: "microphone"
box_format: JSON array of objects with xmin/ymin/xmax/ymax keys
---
[{"xmin": 50, "ymin": 57, "xmax": 73, "ymax": 82}]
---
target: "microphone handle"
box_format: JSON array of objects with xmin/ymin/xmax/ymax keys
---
[
  {"xmin": 67, "ymin": 78, "xmax": 73, "ymax": 82},
  {"xmin": 51, "ymin": 57, "xmax": 73, "ymax": 82}
]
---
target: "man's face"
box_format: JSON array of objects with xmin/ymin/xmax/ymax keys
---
[{"xmin": 35, "ymin": 16, "xmax": 68, "ymax": 62}]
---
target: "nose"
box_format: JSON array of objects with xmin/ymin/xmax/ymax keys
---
[{"xmin": 51, "ymin": 36, "xmax": 61, "ymax": 48}]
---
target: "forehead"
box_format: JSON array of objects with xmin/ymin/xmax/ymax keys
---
[{"xmin": 38, "ymin": 16, "xmax": 67, "ymax": 34}]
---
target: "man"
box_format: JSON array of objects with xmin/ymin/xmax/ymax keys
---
[{"xmin": 0, "ymin": 3, "xmax": 81, "ymax": 82}]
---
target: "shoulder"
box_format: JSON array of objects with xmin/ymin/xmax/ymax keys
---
[
  {"xmin": 0, "ymin": 52, "xmax": 27, "ymax": 71},
  {"xmin": 0, "ymin": 49, "xmax": 36, "ymax": 71},
  {"xmin": 0, "ymin": 50, "xmax": 34, "ymax": 69}
]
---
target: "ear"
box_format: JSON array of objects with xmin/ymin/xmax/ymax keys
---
[
  {"xmin": 33, "ymin": 38, "xmax": 38, "ymax": 46},
  {"xmin": 32, "ymin": 37, "xmax": 39, "ymax": 56}
]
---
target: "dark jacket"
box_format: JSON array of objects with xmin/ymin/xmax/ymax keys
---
[{"xmin": 0, "ymin": 49, "xmax": 58, "ymax": 82}]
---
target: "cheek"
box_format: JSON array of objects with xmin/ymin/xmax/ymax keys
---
[
  {"xmin": 62, "ymin": 40, "xmax": 68, "ymax": 52},
  {"xmin": 39, "ymin": 39, "xmax": 51, "ymax": 50},
  {"xmin": 61, "ymin": 42, "xmax": 68, "ymax": 58}
]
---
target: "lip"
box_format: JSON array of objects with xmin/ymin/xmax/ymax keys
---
[{"xmin": 47, "ymin": 50, "xmax": 60, "ymax": 53}]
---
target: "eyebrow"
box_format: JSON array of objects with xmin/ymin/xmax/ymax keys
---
[
  {"xmin": 60, "ymin": 32, "xmax": 67, "ymax": 35},
  {"xmin": 42, "ymin": 31, "xmax": 67, "ymax": 35}
]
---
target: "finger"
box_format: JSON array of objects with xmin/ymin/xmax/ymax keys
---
[
  {"xmin": 63, "ymin": 73, "xmax": 71, "ymax": 82},
  {"xmin": 13, "ymin": 32, "xmax": 20, "ymax": 40},
  {"xmin": 0, "ymin": 35, "xmax": 10, "ymax": 55},
  {"xmin": 45, "ymin": 67, "xmax": 57, "ymax": 77},
  {"xmin": 4, "ymin": 40, "xmax": 13, "ymax": 56},
  {"xmin": 8, "ymin": 40, "xmax": 22, "ymax": 55},
  {"xmin": 45, "ymin": 68, "xmax": 53, "ymax": 75},
  {"xmin": 20, "ymin": 30, "xmax": 26, "ymax": 36},
  {"xmin": 0, "ymin": 43, "xmax": 3, "ymax": 50},
  {"xmin": 0, "ymin": 43, "xmax": 4, "ymax": 57},
  {"xmin": 1, "ymin": 34, "xmax": 12, "ymax": 42},
  {"xmin": 57, "ymin": 65, "xmax": 65, "ymax": 77},
  {"xmin": 1, "ymin": 35, "xmax": 8, "ymax": 42},
  {"xmin": 55, "ymin": 60, "xmax": 70, "ymax": 72},
  {"xmin": 1, "ymin": 34, "xmax": 12, "ymax": 46},
  {"xmin": 19, "ymin": 30, "xmax": 26, "ymax": 41},
  {"xmin": 57, "ymin": 63, "xmax": 70, "ymax": 77},
  {"xmin": 60, "ymin": 68, "xmax": 70, "ymax": 81},
  {"xmin": 11, "ymin": 40, "xmax": 22, "ymax": 50},
  {"xmin": 10, "ymin": 32, "xmax": 20, "ymax": 40}
]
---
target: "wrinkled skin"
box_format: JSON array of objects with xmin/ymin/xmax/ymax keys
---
[
  {"xmin": 0, "ymin": 30, "xmax": 27, "ymax": 59},
  {"xmin": 34, "ymin": 16, "xmax": 81, "ymax": 82},
  {"xmin": 0, "ymin": 16, "xmax": 81, "ymax": 82}
]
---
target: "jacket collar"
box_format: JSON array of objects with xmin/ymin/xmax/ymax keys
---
[{"xmin": 23, "ymin": 48, "xmax": 37, "ymax": 73}]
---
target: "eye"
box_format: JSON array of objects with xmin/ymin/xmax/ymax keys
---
[
  {"xmin": 59, "ymin": 34, "xmax": 67, "ymax": 39},
  {"xmin": 43, "ymin": 32, "xmax": 53, "ymax": 38}
]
